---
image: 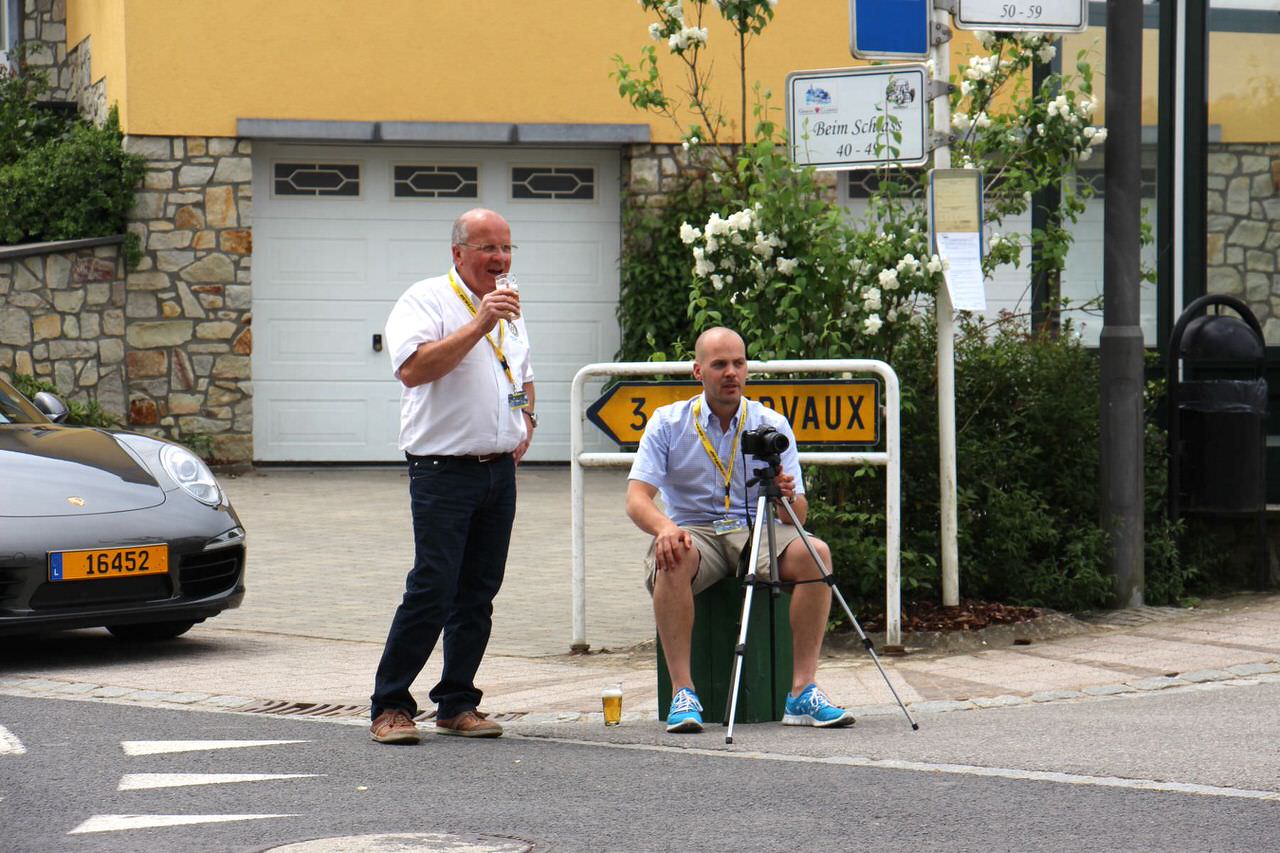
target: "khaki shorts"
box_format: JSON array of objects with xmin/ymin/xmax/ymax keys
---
[{"xmin": 644, "ymin": 522, "xmax": 803, "ymax": 596}]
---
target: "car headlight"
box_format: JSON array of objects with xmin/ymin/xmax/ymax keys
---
[{"xmin": 160, "ymin": 444, "xmax": 223, "ymax": 506}]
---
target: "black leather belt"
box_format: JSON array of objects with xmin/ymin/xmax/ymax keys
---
[{"xmin": 406, "ymin": 452, "xmax": 510, "ymax": 464}]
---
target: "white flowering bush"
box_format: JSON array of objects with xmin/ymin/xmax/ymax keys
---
[
  {"xmin": 950, "ymin": 31, "xmax": 1107, "ymax": 282},
  {"xmin": 677, "ymin": 146, "xmax": 947, "ymax": 359}
]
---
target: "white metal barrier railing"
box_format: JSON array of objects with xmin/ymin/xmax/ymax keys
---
[{"xmin": 569, "ymin": 359, "xmax": 902, "ymax": 652}]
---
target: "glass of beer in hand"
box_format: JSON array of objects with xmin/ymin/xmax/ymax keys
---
[
  {"xmin": 601, "ymin": 683, "xmax": 623, "ymax": 726},
  {"xmin": 494, "ymin": 273, "xmax": 520, "ymax": 322}
]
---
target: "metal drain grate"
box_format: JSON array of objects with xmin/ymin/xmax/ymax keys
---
[
  {"xmin": 236, "ymin": 700, "xmax": 372, "ymax": 719},
  {"xmin": 234, "ymin": 699, "xmax": 526, "ymax": 723}
]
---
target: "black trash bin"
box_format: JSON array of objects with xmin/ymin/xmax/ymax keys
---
[
  {"xmin": 1168, "ymin": 295, "xmax": 1268, "ymax": 584},
  {"xmin": 1173, "ymin": 378, "xmax": 1266, "ymax": 513}
]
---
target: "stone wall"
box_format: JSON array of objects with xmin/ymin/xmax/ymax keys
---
[
  {"xmin": 1204, "ymin": 144, "xmax": 1280, "ymax": 340},
  {"xmin": 0, "ymin": 240, "xmax": 127, "ymax": 418},
  {"xmin": 623, "ymin": 142, "xmax": 839, "ymax": 209},
  {"xmin": 122, "ymin": 135, "xmax": 254, "ymax": 464},
  {"xmin": 20, "ymin": 0, "xmax": 107, "ymax": 124}
]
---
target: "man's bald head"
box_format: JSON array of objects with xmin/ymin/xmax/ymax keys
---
[
  {"xmin": 694, "ymin": 327, "xmax": 746, "ymax": 363},
  {"xmin": 451, "ymin": 208, "xmax": 506, "ymax": 246}
]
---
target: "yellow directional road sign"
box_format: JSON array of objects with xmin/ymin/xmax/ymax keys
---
[{"xmin": 586, "ymin": 378, "xmax": 880, "ymax": 446}]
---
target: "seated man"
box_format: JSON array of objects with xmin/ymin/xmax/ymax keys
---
[{"xmin": 625, "ymin": 327, "xmax": 855, "ymax": 733}]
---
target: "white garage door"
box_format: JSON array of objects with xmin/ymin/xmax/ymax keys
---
[{"xmin": 251, "ymin": 144, "xmax": 622, "ymax": 462}]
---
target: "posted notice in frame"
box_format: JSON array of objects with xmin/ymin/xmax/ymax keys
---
[{"xmin": 928, "ymin": 169, "xmax": 986, "ymax": 312}]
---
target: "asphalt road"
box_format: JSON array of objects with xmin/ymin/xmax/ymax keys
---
[{"xmin": 3, "ymin": 682, "xmax": 1279, "ymax": 853}]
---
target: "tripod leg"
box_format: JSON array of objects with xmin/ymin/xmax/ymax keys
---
[
  {"xmin": 775, "ymin": 500, "xmax": 920, "ymax": 732},
  {"xmin": 725, "ymin": 494, "xmax": 771, "ymax": 745}
]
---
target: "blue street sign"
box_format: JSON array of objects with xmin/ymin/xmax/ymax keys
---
[{"xmin": 850, "ymin": 0, "xmax": 932, "ymax": 60}]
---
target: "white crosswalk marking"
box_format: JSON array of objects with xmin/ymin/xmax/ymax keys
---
[
  {"xmin": 0, "ymin": 725, "xmax": 26, "ymax": 756},
  {"xmin": 69, "ymin": 814, "xmax": 297, "ymax": 834},
  {"xmin": 119, "ymin": 773, "xmax": 319, "ymax": 791},
  {"xmin": 121, "ymin": 739, "xmax": 308, "ymax": 756}
]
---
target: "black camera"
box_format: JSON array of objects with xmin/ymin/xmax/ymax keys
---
[{"xmin": 741, "ymin": 426, "xmax": 790, "ymax": 456}]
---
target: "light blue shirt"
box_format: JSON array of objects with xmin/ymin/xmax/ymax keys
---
[{"xmin": 628, "ymin": 393, "xmax": 804, "ymax": 527}]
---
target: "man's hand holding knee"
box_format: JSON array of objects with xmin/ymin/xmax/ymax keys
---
[{"xmin": 653, "ymin": 524, "xmax": 693, "ymax": 572}]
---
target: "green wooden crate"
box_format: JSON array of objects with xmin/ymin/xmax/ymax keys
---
[{"xmin": 656, "ymin": 577, "xmax": 793, "ymax": 725}]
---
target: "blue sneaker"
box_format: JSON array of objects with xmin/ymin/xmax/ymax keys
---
[
  {"xmin": 783, "ymin": 683, "xmax": 855, "ymax": 728},
  {"xmin": 666, "ymin": 688, "xmax": 704, "ymax": 733}
]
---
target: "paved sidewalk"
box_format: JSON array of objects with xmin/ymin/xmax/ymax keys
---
[{"xmin": 3, "ymin": 466, "xmax": 1279, "ymax": 730}]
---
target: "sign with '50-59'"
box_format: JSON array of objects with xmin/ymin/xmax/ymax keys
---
[{"xmin": 586, "ymin": 379, "xmax": 881, "ymax": 447}]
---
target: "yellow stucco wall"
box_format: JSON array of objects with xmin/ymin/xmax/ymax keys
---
[
  {"xmin": 61, "ymin": 0, "xmax": 947, "ymax": 140},
  {"xmin": 64, "ymin": 1, "xmax": 1277, "ymax": 143}
]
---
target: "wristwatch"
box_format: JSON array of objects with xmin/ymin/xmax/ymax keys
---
[{"xmin": 525, "ymin": 410, "xmax": 538, "ymax": 428}]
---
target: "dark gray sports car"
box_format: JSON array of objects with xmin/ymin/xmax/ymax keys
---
[{"xmin": 0, "ymin": 376, "xmax": 245, "ymax": 640}]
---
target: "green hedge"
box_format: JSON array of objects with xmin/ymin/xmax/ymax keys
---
[{"xmin": 0, "ymin": 65, "xmax": 142, "ymax": 245}]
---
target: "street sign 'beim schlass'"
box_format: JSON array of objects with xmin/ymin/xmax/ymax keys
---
[
  {"xmin": 786, "ymin": 65, "xmax": 929, "ymax": 170},
  {"xmin": 586, "ymin": 379, "xmax": 881, "ymax": 447}
]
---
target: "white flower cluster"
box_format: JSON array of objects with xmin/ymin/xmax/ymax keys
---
[
  {"xmin": 685, "ymin": 206, "xmax": 788, "ymax": 291},
  {"xmin": 963, "ymin": 55, "xmax": 1001, "ymax": 83},
  {"xmin": 861, "ymin": 286, "xmax": 882, "ymax": 312},
  {"xmin": 668, "ymin": 25, "xmax": 708, "ymax": 51},
  {"xmin": 1078, "ymin": 125, "xmax": 1107, "ymax": 160}
]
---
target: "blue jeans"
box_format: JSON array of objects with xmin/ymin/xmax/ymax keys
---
[{"xmin": 371, "ymin": 454, "xmax": 516, "ymax": 720}]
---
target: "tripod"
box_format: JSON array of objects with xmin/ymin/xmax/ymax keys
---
[{"xmin": 724, "ymin": 457, "xmax": 920, "ymax": 744}]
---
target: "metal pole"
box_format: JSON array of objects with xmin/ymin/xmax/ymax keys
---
[
  {"xmin": 932, "ymin": 28, "xmax": 959, "ymax": 608},
  {"xmin": 884, "ymin": 364, "xmax": 902, "ymax": 648},
  {"xmin": 570, "ymin": 371, "xmax": 589, "ymax": 652},
  {"xmin": 1100, "ymin": 0, "xmax": 1145, "ymax": 607}
]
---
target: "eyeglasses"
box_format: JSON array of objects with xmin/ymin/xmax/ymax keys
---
[{"xmin": 458, "ymin": 243, "xmax": 517, "ymax": 255}]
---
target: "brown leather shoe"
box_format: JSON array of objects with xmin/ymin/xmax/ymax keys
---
[
  {"xmin": 370, "ymin": 709, "xmax": 420, "ymax": 744},
  {"xmin": 435, "ymin": 709, "xmax": 503, "ymax": 738}
]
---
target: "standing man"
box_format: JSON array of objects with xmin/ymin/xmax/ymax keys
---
[
  {"xmin": 626, "ymin": 327, "xmax": 854, "ymax": 733},
  {"xmin": 370, "ymin": 208, "xmax": 536, "ymax": 745}
]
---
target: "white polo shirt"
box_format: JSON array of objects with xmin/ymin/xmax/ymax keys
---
[{"xmin": 385, "ymin": 267, "xmax": 534, "ymax": 456}]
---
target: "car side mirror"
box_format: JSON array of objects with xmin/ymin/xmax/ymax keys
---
[{"xmin": 32, "ymin": 391, "xmax": 70, "ymax": 424}]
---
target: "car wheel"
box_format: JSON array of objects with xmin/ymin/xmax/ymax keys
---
[{"xmin": 106, "ymin": 621, "xmax": 196, "ymax": 641}]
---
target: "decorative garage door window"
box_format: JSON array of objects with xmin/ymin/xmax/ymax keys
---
[
  {"xmin": 846, "ymin": 170, "xmax": 908, "ymax": 200},
  {"xmin": 393, "ymin": 165, "xmax": 479, "ymax": 198},
  {"xmin": 511, "ymin": 166, "xmax": 595, "ymax": 200},
  {"xmin": 274, "ymin": 163, "xmax": 360, "ymax": 197}
]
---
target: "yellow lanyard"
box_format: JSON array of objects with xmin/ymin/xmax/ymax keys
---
[
  {"xmin": 693, "ymin": 397, "xmax": 747, "ymax": 512},
  {"xmin": 448, "ymin": 270, "xmax": 518, "ymax": 391}
]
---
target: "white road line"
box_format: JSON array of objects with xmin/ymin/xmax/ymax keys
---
[
  {"xmin": 0, "ymin": 725, "xmax": 25, "ymax": 756},
  {"xmin": 520, "ymin": 736, "xmax": 1280, "ymax": 803},
  {"xmin": 69, "ymin": 814, "xmax": 298, "ymax": 834},
  {"xmin": 119, "ymin": 773, "xmax": 320, "ymax": 791},
  {"xmin": 121, "ymin": 739, "xmax": 308, "ymax": 756}
]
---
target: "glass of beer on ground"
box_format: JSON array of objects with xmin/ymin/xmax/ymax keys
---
[{"xmin": 602, "ymin": 683, "xmax": 623, "ymax": 726}]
